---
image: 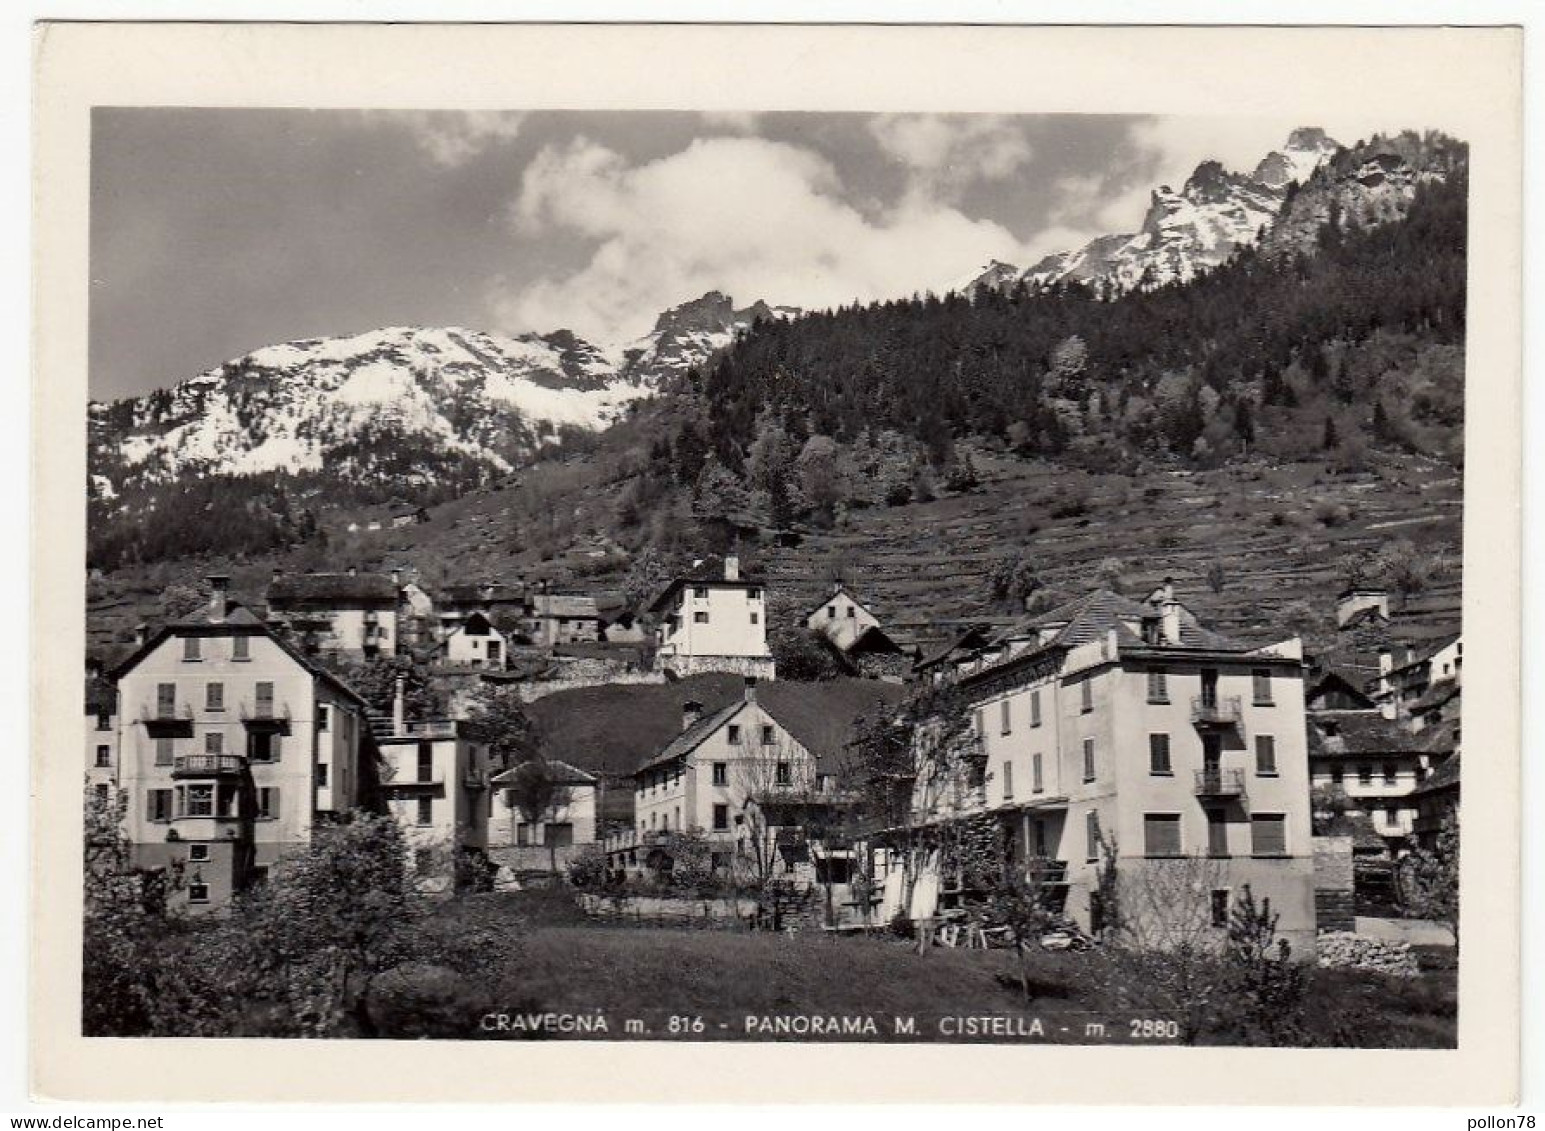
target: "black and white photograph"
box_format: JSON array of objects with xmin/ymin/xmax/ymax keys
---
[{"xmin": 26, "ymin": 19, "xmax": 1527, "ymax": 1109}]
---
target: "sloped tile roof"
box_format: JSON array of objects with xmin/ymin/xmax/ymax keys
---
[
  {"xmin": 492, "ymin": 758, "xmax": 598, "ymax": 787},
  {"xmin": 532, "ymin": 594, "xmax": 600, "ymax": 620},
  {"xmin": 268, "ymin": 572, "xmax": 398, "ymax": 602},
  {"xmin": 1410, "ymin": 753, "xmax": 1460, "ymax": 797},
  {"xmin": 1307, "ymin": 711, "xmax": 1424, "ymax": 758}
]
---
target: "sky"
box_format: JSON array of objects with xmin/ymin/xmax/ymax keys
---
[{"xmin": 89, "ymin": 108, "xmax": 1448, "ymax": 401}]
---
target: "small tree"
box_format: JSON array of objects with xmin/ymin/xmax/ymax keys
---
[
  {"xmin": 1398, "ymin": 810, "xmax": 1459, "ymax": 948},
  {"xmin": 462, "ymin": 684, "xmax": 539, "ymax": 772},
  {"xmin": 1204, "ymin": 561, "xmax": 1227, "ymax": 596},
  {"xmin": 502, "ymin": 759, "xmax": 576, "ymax": 877},
  {"xmin": 1223, "ymin": 884, "xmax": 1309, "ymax": 1044}
]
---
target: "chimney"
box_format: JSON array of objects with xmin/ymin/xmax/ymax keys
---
[
  {"xmin": 1378, "ymin": 647, "xmax": 1394, "ymax": 677},
  {"xmin": 1380, "ymin": 700, "xmax": 1398, "ymax": 721},
  {"xmin": 134, "ymin": 623, "xmax": 149, "ymax": 647},
  {"xmin": 348, "ymin": 565, "xmax": 358, "ymax": 577},
  {"xmin": 681, "ymin": 699, "xmax": 703, "ymax": 732},
  {"xmin": 391, "ymin": 567, "xmax": 402, "ymax": 588},
  {"xmin": 392, "ymin": 676, "xmax": 406, "ymax": 734},
  {"xmin": 724, "ymin": 555, "xmax": 740, "ymax": 582},
  {"xmin": 207, "ymin": 575, "xmax": 230, "ymax": 624},
  {"xmin": 744, "ymin": 676, "xmax": 758, "ymax": 704},
  {"xmin": 1159, "ymin": 577, "xmax": 1181, "ymax": 645}
]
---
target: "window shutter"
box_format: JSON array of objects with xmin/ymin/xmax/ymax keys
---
[
  {"xmin": 1085, "ymin": 811, "xmax": 1100, "ymax": 861},
  {"xmin": 1251, "ymin": 815, "xmax": 1287, "ymax": 856},
  {"xmin": 1082, "ymin": 738, "xmax": 1096, "ymax": 781},
  {"xmin": 1253, "ymin": 668, "xmax": 1273, "ymax": 704},
  {"xmin": 1147, "ymin": 669, "xmax": 1168, "ymax": 702},
  {"xmin": 1255, "ymin": 735, "xmax": 1277, "ymax": 774},
  {"xmin": 1030, "ymin": 690, "xmax": 1041, "ymax": 727},
  {"xmin": 1144, "ymin": 814, "xmax": 1182, "ymax": 857},
  {"xmin": 1081, "ymin": 678, "xmax": 1093, "ymax": 711},
  {"xmin": 1149, "ymin": 733, "xmax": 1171, "ymax": 774},
  {"xmin": 1032, "ymin": 753, "xmax": 1043, "ymax": 792},
  {"xmin": 1002, "ymin": 761, "xmax": 1013, "ymax": 799},
  {"xmin": 145, "ymin": 791, "xmax": 156, "ymax": 821},
  {"xmin": 1000, "ymin": 699, "xmax": 1011, "ymax": 735}
]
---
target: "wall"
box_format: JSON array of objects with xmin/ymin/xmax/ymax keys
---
[
  {"xmin": 489, "ymin": 782, "xmax": 597, "ymax": 847},
  {"xmin": 1313, "ymin": 834, "xmax": 1356, "ymax": 931},
  {"xmin": 658, "ymin": 584, "xmax": 769, "ymax": 661},
  {"xmin": 807, "ymin": 590, "xmax": 880, "ymax": 651}
]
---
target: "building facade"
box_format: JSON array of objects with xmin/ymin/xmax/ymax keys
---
[
  {"xmin": 439, "ymin": 611, "xmax": 511, "ymax": 670},
  {"xmin": 265, "ymin": 569, "xmax": 402, "ymax": 658},
  {"xmin": 489, "ymin": 759, "xmax": 599, "ymax": 849},
  {"xmin": 650, "ymin": 556, "xmax": 774, "ymax": 680},
  {"xmin": 111, "ymin": 579, "xmax": 374, "ymax": 911},
  {"xmin": 806, "ymin": 583, "xmax": 881, "ymax": 652},
  {"xmin": 939, "ymin": 583, "xmax": 1317, "ymax": 954}
]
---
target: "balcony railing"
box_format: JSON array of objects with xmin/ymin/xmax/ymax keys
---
[
  {"xmin": 139, "ymin": 703, "xmax": 194, "ymax": 735},
  {"xmin": 240, "ymin": 701, "xmax": 292, "ymax": 731},
  {"xmin": 1194, "ymin": 768, "xmax": 1248, "ymax": 798},
  {"xmin": 172, "ymin": 753, "xmax": 247, "ymax": 778},
  {"xmin": 1191, "ymin": 695, "xmax": 1243, "ymax": 727},
  {"xmin": 369, "ymin": 718, "xmax": 460, "ymax": 740}
]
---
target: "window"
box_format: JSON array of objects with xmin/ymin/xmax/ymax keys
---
[
  {"xmin": 1000, "ymin": 699, "xmax": 1012, "ymax": 736},
  {"xmin": 1002, "ymin": 761, "xmax": 1014, "ymax": 800},
  {"xmin": 248, "ymin": 730, "xmax": 278, "ymax": 762},
  {"xmin": 1211, "ymin": 888, "xmax": 1231, "ymax": 928},
  {"xmin": 205, "ymin": 682, "xmax": 225, "ymax": 712},
  {"xmin": 204, "ymin": 732, "xmax": 223, "ymax": 755},
  {"xmin": 748, "ymin": 588, "xmax": 762, "ymax": 601},
  {"xmin": 316, "ymin": 763, "xmax": 329, "ymax": 788},
  {"xmin": 1250, "ymin": 814, "xmax": 1288, "ymax": 857},
  {"xmin": 156, "ymin": 683, "xmax": 176, "ymax": 718},
  {"xmin": 1147, "ymin": 668, "xmax": 1169, "ymax": 704},
  {"xmin": 185, "ymin": 784, "xmax": 214, "ymax": 817},
  {"xmin": 317, "ymin": 705, "xmax": 330, "ymax": 731},
  {"xmin": 154, "ymin": 737, "xmax": 174, "ymax": 766},
  {"xmin": 416, "ymin": 796, "xmax": 433, "ymax": 826},
  {"xmin": 712, "ymin": 762, "xmax": 728, "ymax": 786},
  {"xmin": 693, "ymin": 586, "xmax": 709, "ymax": 599},
  {"xmin": 1206, "ymin": 808, "xmax": 1229, "ymax": 857},
  {"xmin": 727, "ymin": 725, "xmax": 742, "ymax": 746},
  {"xmin": 146, "ymin": 789, "xmax": 173, "ymax": 822},
  {"xmin": 713, "ymin": 803, "xmax": 730, "ymax": 831},
  {"xmin": 257, "ymin": 787, "xmax": 279, "ymax": 819},
  {"xmin": 693, "ymin": 611, "xmax": 709, "ymax": 624},
  {"xmin": 1358, "ymin": 765, "xmax": 1373, "ymax": 786},
  {"xmin": 413, "ymin": 847, "xmax": 435, "ymax": 872},
  {"xmin": 188, "ymin": 844, "xmax": 210, "ymax": 862},
  {"xmin": 1085, "ymin": 811, "xmax": 1101, "ymax": 862},
  {"xmin": 93, "ymin": 783, "xmax": 110, "ymax": 806},
  {"xmin": 183, "ymin": 636, "xmax": 202, "ymax": 661},
  {"xmin": 1082, "ymin": 737, "xmax": 1096, "ymax": 782},
  {"xmin": 1030, "ymin": 689, "xmax": 1042, "ymax": 727},
  {"xmin": 761, "ymin": 725, "xmax": 776, "ymax": 746},
  {"xmin": 846, "ymin": 605, "xmax": 855, "ymax": 618},
  {"xmin": 95, "ymin": 712, "xmax": 111, "ymax": 731},
  {"xmin": 188, "ymin": 883, "xmax": 210, "ymax": 904},
  {"xmin": 1143, "ymin": 814, "xmax": 1182, "ymax": 858},
  {"xmin": 749, "ymin": 611, "xmax": 760, "ymax": 625},
  {"xmin": 1032, "ymin": 752, "xmax": 1043, "ymax": 793},
  {"xmin": 417, "ymin": 742, "xmax": 434, "ymax": 782},
  {"xmin": 1330, "ymin": 765, "xmax": 1344, "ymax": 785},
  {"xmin": 1080, "ymin": 677, "xmax": 1094, "ymax": 713},
  {"xmin": 255, "ymin": 681, "xmax": 274, "ymax": 714},
  {"xmin": 974, "ymin": 709, "xmax": 985, "ymax": 737},
  {"xmin": 1149, "ymin": 733, "xmax": 1172, "ymax": 775},
  {"xmin": 1252, "ymin": 668, "xmax": 1274, "ymax": 706},
  {"xmin": 1382, "ymin": 763, "xmax": 1398, "ymax": 786},
  {"xmin": 231, "ymin": 635, "xmax": 249, "ymax": 661},
  {"xmin": 1255, "ymin": 735, "xmax": 1278, "ymax": 776},
  {"xmin": 775, "ymin": 762, "xmax": 791, "ymax": 786},
  {"xmin": 1033, "ymin": 818, "xmax": 1048, "ymax": 858},
  {"xmin": 94, "ymin": 744, "xmax": 111, "ymax": 768},
  {"xmin": 826, "ymin": 606, "xmax": 836, "ymax": 619}
]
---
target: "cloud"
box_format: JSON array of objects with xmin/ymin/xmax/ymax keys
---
[
  {"xmin": 363, "ymin": 110, "xmax": 528, "ymax": 167},
  {"xmin": 494, "ymin": 135, "xmax": 1039, "ymax": 344},
  {"xmin": 868, "ymin": 114, "xmax": 1033, "ymax": 201}
]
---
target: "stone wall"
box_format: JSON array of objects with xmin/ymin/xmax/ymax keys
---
[{"xmin": 1312, "ymin": 835, "xmax": 1355, "ymax": 932}]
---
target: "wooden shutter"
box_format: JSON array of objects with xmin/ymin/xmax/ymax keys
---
[
  {"xmin": 1252, "ymin": 668, "xmax": 1273, "ymax": 704},
  {"xmin": 1147, "ymin": 668, "xmax": 1168, "ymax": 702},
  {"xmin": 1085, "ymin": 811, "xmax": 1100, "ymax": 861},
  {"xmin": 1032, "ymin": 753, "xmax": 1043, "ymax": 792},
  {"xmin": 1251, "ymin": 815, "xmax": 1287, "ymax": 856},
  {"xmin": 1002, "ymin": 761, "xmax": 1013, "ymax": 799},
  {"xmin": 1255, "ymin": 735, "xmax": 1277, "ymax": 774},
  {"xmin": 1144, "ymin": 814, "xmax": 1182, "ymax": 857},
  {"xmin": 1149, "ymin": 733, "xmax": 1171, "ymax": 774},
  {"xmin": 156, "ymin": 683, "xmax": 175, "ymax": 716},
  {"xmin": 1082, "ymin": 738, "xmax": 1096, "ymax": 781},
  {"xmin": 1030, "ymin": 689, "xmax": 1041, "ymax": 727}
]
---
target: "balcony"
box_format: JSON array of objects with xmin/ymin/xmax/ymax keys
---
[
  {"xmin": 139, "ymin": 703, "xmax": 194, "ymax": 736},
  {"xmin": 1191, "ymin": 695, "xmax": 1243, "ymax": 728},
  {"xmin": 463, "ymin": 768, "xmax": 488, "ymax": 790},
  {"xmin": 1194, "ymin": 768, "xmax": 1248, "ymax": 799},
  {"xmin": 172, "ymin": 753, "xmax": 247, "ymax": 778},
  {"xmin": 370, "ymin": 718, "xmax": 460, "ymax": 740},
  {"xmin": 240, "ymin": 701, "xmax": 292, "ymax": 733}
]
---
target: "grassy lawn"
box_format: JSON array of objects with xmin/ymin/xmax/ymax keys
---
[{"xmin": 426, "ymin": 893, "xmax": 1456, "ymax": 1047}]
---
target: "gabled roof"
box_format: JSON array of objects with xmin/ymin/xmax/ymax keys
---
[
  {"xmin": 437, "ymin": 583, "xmax": 529, "ymax": 606},
  {"xmin": 1415, "ymin": 717, "xmax": 1461, "ymax": 757},
  {"xmin": 268, "ymin": 572, "xmax": 398, "ymax": 603},
  {"xmin": 1410, "ymin": 753, "xmax": 1460, "ymax": 798},
  {"xmin": 845, "ymin": 624, "xmax": 907, "ymax": 656},
  {"xmin": 532, "ymin": 594, "xmax": 600, "ymax": 620},
  {"xmin": 915, "ymin": 624, "xmax": 995, "ymax": 672},
  {"xmin": 997, "ymin": 587, "xmax": 1246, "ymax": 654},
  {"xmin": 1411, "ymin": 678, "xmax": 1461, "ymax": 716},
  {"xmin": 802, "ymin": 584, "xmax": 878, "ymax": 623},
  {"xmin": 1307, "ymin": 668, "xmax": 1378, "ymax": 709},
  {"xmin": 110, "ymin": 601, "xmax": 369, "ymax": 709},
  {"xmin": 1339, "ymin": 605, "xmax": 1391, "ymax": 631},
  {"xmin": 446, "ymin": 610, "xmax": 501, "ymax": 637},
  {"xmin": 1387, "ymin": 633, "xmax": 1462, "ymax": 677},
  {"xmin": 637, "ymin": 679, "xmax": 910, "ymax": 775},
  {"xmin": 648, "ymin": 556, "xmax": 764, "ymax": 611},
  {"xmin": 492, "ymin": 758, "xmax": 598, "ymax": 787},
  {"xmin": 1307, "ymin": 711, "xmax": 1424, "ymax": 758}
]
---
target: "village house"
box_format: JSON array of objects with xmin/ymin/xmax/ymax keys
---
[
  {"xmin": 437, "ymin": 611, "xmax": 512, "ymax": 670},
  {"xmin": 85, "ymin": 663, "xmax": 118, "ymax": 808},
  {"xmin": 650, "ymin": 555, "xmax": 775, "ymax": 680},
  {"xmin": 372, "ymin": 682, "xmax": 491, "ymax": 892},
  {"xmin": 489, "ymin": 758, "xmax": 599, "ymax": 852},
  {"xmin": 804, "ymin": 582, "xmax": 911, "ymax": 680},
  {"xmin": 530, "ymin": 592, "xmax": 603, "ymax": 646},
  {"xmin": 1408, "ymin": 752, "xmax": 1460, "ymax": 851},
  {"xmin": 110, "ymin": 576, "xmax": 375, "ymax": 911},
  {"xmin": 433, "ymin": 582, "xmax": 530, "ymax": 643},
  {"xmin": 265, "ymin": 567, "xmax": 402, "ymax": 658},
  {"xmin": 1306, "ymin": 710, "xmax": 1433, "ymax": 843},
  {"xmin": 1372, "ymin": 634, "xmax": 1462, "ymax": 718},
  {"xmin": 609, "ymin": 678, "xmax": 908, "ymax": 885},
  {"xmin": 923, "ymin": 580, "xmax": 1318, "ymax": 954}
]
